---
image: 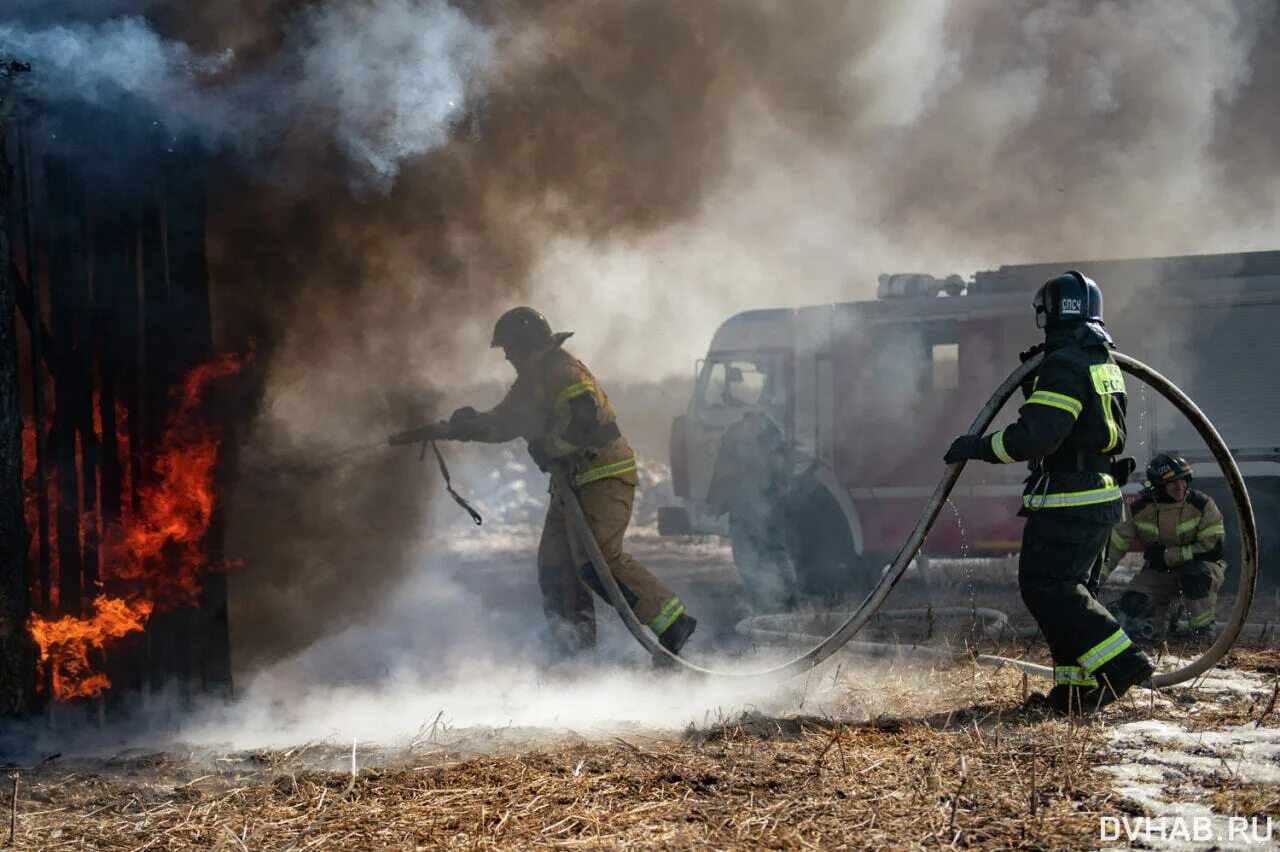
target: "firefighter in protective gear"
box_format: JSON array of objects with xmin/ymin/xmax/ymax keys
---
[
  {"xmin": 944, "ymin": 270, "xmax": 1154, "ymax": 714},
  {"xmin": 706, "ymin": 410, "xmax": 798, "ymax": 612},
  {"xmin": 392, "ymin": 307, "xmax": 697, "ymax": 662},
  {"xmin": 1100, "ymin": 453, "xmax": 1226, "ymax": 642}
]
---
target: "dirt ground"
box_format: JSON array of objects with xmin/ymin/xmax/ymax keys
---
[
  {"xmin": 6, "ymin": 538, "xmax": 1279, "ymax": 850},
  {"xmin": 5, "ymin": 649, "xmax": 1277, "ymax": 849}
]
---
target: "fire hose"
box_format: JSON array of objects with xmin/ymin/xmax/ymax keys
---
[
  {"xmin": 739, "ymin": 607, "xmax": 1057, "ymax": 679},
  {"xmin": 554, "ymin": 351, "xmax": 1258, "ymax": 686}
]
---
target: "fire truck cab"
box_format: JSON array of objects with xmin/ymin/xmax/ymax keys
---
[{"xmin": 663, "ymin": 251, "xmax": 1280, "ymax": 593}]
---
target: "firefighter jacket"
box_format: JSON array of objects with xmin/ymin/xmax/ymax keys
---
[
  {"xmin": 705, "ymin": 412, "xmax": 789, "ymax": 517},
  {"xmin": 1100, "ymin": 489, "xmax": 1225, "ymax": 582},
  {"xmin": 447, "ymin": 341, "xmax": 638, "ymax": 488},
  {"xmin": 972, "ymin": 326, "xmax": 1127, "ymax": 523}
]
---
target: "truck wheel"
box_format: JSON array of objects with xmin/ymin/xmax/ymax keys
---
[{"xmin": 787, "ymin": 479, "xmax": 876, "ymax": 599}]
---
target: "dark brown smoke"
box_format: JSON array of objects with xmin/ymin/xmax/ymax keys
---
[
  {"xmin": 9, "ymin": 1, "xmax": 1278, "ymax": 669},
  {"xmin": 207, "ymin": 1, "xmax": 743, "ymax": 666},
  {"xmin": 208, "ymin": 1, "xmax": 1280, "ymax": 668}
]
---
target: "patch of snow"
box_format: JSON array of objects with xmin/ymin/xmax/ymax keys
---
[{"xmin": 1101, "ymin": 689, "xmax": 1280, "ymax": 850}]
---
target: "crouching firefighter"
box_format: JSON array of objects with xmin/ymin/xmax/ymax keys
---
[
  {"xmin": 389, "ymin": 307, "xmax": 697, "ymax": 664},
  {"xmin": 944, "ymin": 270, "xmax": 1154, "ymax": 714},
  {"xmin": 1099, "ymin": 453, "xmax": 1226, "ymax": 643}
]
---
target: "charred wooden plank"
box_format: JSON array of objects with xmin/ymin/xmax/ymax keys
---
[{"xmin": 0, "ymin": 103, "xmax": 38, "ymax": 716}]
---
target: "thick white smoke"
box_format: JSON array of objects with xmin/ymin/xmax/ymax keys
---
[
  {"xmin": 0, "ymin": 16, "xmax": 233, "ymax": 123},
  {"xmin": 531, "ymin": 0, "xmax": 1279, "ymax": 380},
  {"xmin": 0, "ymin": 0, "xmax": 495, "ymax": 187},
  {"xmin": 294, "ymin": 0, "xmax": 494, "ymax": 188}
]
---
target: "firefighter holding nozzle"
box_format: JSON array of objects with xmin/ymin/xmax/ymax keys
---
[
  {"xmin": 943, "ymin": 271, "xmax": 1154, "ymax": 714},
  {"xmin": 389, "ymin": 307, "xmax": 697, "ymax": 663},
  {"xmin": 1098, "ymin": 453, "xmax": 1226, "ymax": 643}
]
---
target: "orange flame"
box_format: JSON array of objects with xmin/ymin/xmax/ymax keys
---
[
  {"xmin": 28, "ymin": 596, "xmax": 154, "ymax": 700},
  {"xmin": 25, "ymin": 349, "xmax": 250, "ymax": 701}
]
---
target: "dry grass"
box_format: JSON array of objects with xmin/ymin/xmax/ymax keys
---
[{"xmin": 6, "ymin": 645, "xmax": 1276, "ymax": 850}]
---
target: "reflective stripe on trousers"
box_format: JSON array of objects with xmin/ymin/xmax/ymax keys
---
[
  {"xmin": 1054, "ymin": 665, "xmax": 1098, "ymax": 687},
  {"xmin": 573, "ymin": 456, "xmax": 638, "ymax": 487},
  {"xmin": 649, "ymin": 597, "xmax": 685, "ymax": 636},
  {"xmin": 1078, "ymin": 628, "xmax": 1132, "ymax": 673},
  {"xmin": 1188, "ymin": 608, "xmax": 1215, "ymax": 629}
]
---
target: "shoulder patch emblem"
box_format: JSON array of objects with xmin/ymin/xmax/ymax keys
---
[{"xmin": 1089, "ymin": 362, "xmax": 1125, "ymax": 396}]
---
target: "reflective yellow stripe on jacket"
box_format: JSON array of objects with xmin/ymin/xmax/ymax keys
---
[
  {"xmin": 1023, "ymin": 475, "xmax": 1122, "ymax": 511},
  {"xmin": 1198, "ymin": 523, "xmax": 1225, "ymax": 541},
  {"xmin": 554, "ymin": 380, "xmax": 596, "ymax": 409},
  {"xmin": 1099, "ymin": 395, "xmax": 1119, "ymax": 452},
  {"xmin": 990, "ymin": 430, "xmax": 1016, "ymax": 463},
  {"xmin": 1089, "ymin": 363, "xmax": 1125, "ymax": 452},
  {"xmin": 1026, "ymin": 390, "xmax": 1083, "ymax": 419}
]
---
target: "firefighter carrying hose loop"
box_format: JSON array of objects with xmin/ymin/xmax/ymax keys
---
[
  {"xmin": 1099, "ymin": 453, "xmax": 1226, "ymax": 643},
  {"xmin": 389, "ymin": 307, "xmax": 697, "ymax": 664},
  {"xmin": 943, "ymin": 270, "xmax": 1155, "ymax": 714}
]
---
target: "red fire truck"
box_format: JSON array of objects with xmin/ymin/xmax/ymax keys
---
[{"xmin": 663, "ymin": 251, "xmax": 1280, "ymax": 593}]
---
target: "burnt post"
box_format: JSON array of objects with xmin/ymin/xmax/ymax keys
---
[
  {"xmin": 44, "ymin": 154, "xmax": 84, "ymax": 615},
  {"xmin": 165, "ymin": 145, "xmax": 232, "ymax": 696},
  {"xmin": 0, "ymin": 58, "xmax": 36, "ymax": 717}
]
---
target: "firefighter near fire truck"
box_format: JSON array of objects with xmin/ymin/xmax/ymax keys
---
[
  {"xmin": 705, "ymin": 409, "xmax": 798, "ymax": 613},
  {"xmin": 388, "ymin": 307, "xmax": 697, "ymax": 663},
  {"xmin": 943, "ymin": 270, "xmax": 1155, "ymax": 714},
  {"xmin": 1100, "ymin": 453, "xmax": 1226, "ymax": 643}
]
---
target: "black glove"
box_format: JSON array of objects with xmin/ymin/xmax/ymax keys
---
[
  {"xmin": 1017, "ymin": 345, "xmax": 1044, "ymax": 399},
  {"xmin": 944, "ymin": 435, "xmax": 984, "ymax": 465},
  {"xmin": 388, "ymin": 420, "xmax": 448, "ymax": 446},
  {"xmin": 449, "ymin": 406, "xmax": 478, "ymax": 424},
  {"xmin": 1143, "ymin": 544, "xmax": 1166, "ymax": 569},
  {"xmin": 527, "ymin": 437, "xmax": 557, "ymax": 471}
]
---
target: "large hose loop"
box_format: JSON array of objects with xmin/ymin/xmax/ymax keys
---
[{"xmin": 556, "ymin": 351, "xmax": 1257, "ymax": 686}]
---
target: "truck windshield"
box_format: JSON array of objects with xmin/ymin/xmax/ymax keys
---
[{"xmin": 699, "ymin": 356, "xmax": 780, "ymax": 410}]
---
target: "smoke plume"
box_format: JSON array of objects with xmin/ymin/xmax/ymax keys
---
[{"xmin": 4, "ymin": 1, "xmax": 1279, "ymax": 684}]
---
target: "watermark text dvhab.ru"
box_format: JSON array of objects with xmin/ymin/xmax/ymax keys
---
[{"xmin": 1101, "ymin": 815, "xmax": 1274, "ymax": 845}]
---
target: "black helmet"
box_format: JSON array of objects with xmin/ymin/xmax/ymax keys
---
[
  {"xmin": 1033, "ymin": 270, "xmax": 1104, "ymax": 329},
  {"xmin": 491, "ymin": 307, "xmax": 554, "ymax": 353},
  {"xmin": 1144, "ymin": 452, "xmax": 1193, "ymax": 490}
]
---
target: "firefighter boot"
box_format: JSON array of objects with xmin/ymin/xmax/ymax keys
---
[
  {"xmin": 1093, "ymin": 649, "xmax": 1155, "ymax": 710},
  {"xmin": 1024, "ymin": 687, "xmax": 1069, "ymax": 714},
  {"xmin": 1025, "ymin": 685, "xmax": 1094, "ymax": 716},
  {"xmin": 653, "ymin": 613, "xmax": 697, "ymax": 668}
]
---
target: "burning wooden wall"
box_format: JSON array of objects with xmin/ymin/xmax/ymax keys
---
[{"xmin": 1, "ymin": 92, "xmax": 240, "ymax": 716}]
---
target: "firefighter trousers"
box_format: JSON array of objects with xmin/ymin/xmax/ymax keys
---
[
  {"xmin": 537, "ymin": 476, "xmax": 685, "ymax": 659},
  {"xmin": 1019, "ymin": 511, "xmax": 1141, "ymax": 685},
  {"xmin": 1124, "ymin": 560, "xmax": 1225, "ymax": 635},
  {"xmin": 729, "ymin": 504, "xmax": 797, "ymax": 611}
]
